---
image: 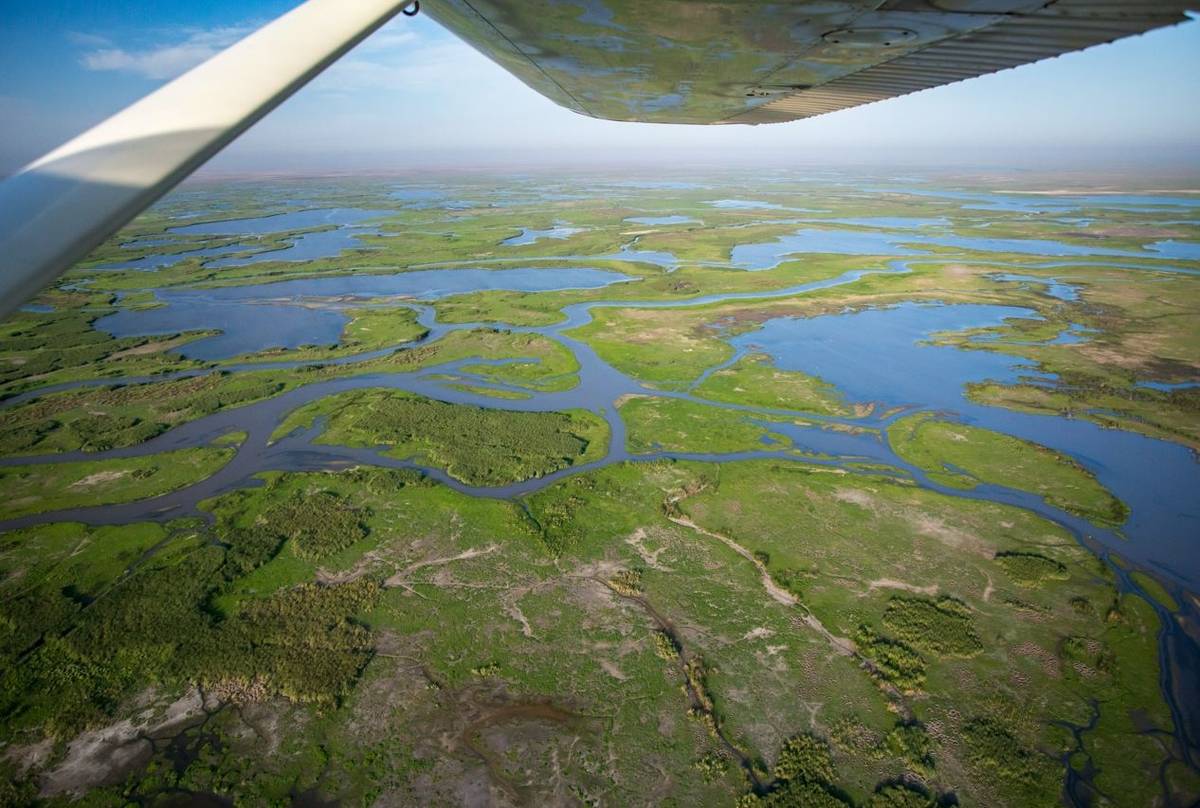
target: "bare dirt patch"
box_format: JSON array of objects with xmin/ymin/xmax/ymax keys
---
[
  {"xmin": 107, "ymin": 336, "xmax": 193, "ymax": 360},
  {"xmin": 832, "ymin": 487, "xmax": 878, "ymax": 512},
  {"xmin": 624, "ymin": 527, "xmax": 673, "ymax": 571},
  {"xmin": 907, "ymin": 512, "xmax": 994, "ymax": 558},
  {"xmin": 68, "ymin": 470, "xmax": 131, "ymax": 489},
  {"xmin": 384, "ymin": 544, "xmax": 499, "ymax": 589},
  {"xmin": 866, "ymin": 578, "xmax": 939, "ymax": 596},
  {"xmin": 39, "ymin": 688, "xmax": 210, "ymax": 798}
]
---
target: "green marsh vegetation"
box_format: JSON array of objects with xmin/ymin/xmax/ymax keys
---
[
  {"xmin": 0, "ymin": 372, "xmax": 287, "ymax": 456},
  {"xmin": 619, "ymin": 394, "xmax": 793, "ymax": 453},
  {"xmin": 0, "ymin": 447, "xmax": 1187, "ymax": 805},
  {"xmin": 930, "ymin": 262, "xmax": 1200, "ymax": 449},
  {"xmin": 559, "ymin": 256, "xmax": 1065, "ymax": 391},
  {"xmin": 676, "ymin": 459, "xmax": 1180, "ymax": 806},
  {"xmin": 0, "ymin": 305, "xmax": 208, "ymax": 394},
  {"xmin": 274, "ymin": 389, "xmax": 608, "ymax": 486},
  {"xmin": 0, "ymin": 177, "xmax": 1195, "ymax": 804},
  {"xmin": 0, "ymin": 447, "xmax": 234, "ymax": 519},
  {"xmin": 888, "ymin": 413, "xmax": 1128, "ymax": 525},
  {"xmin": 0, "ymin": 327, "xmax": 581, "ymax": 461},
  {"xmin": 430, "ymin": 253, "xmax": 895, "ymax": 329},
  {"xmin": 316, "ymin": 327, "xmax": 581, "ymax": 391},
  {"xmin": 692, "ymin": 352, "xmax": 853, "ymax": 415}
]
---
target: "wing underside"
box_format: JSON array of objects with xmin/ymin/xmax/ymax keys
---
[{"xmin": 423, "ymin": 0, "xmax": 1195, "ymax": 125}]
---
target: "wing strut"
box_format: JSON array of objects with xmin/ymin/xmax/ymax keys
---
[{"xmin": 0, "ymin": 0, "xmax": 413, "ymax": 319}]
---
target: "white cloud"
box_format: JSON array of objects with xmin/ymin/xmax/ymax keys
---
[
  {"xmin": 78, "ymin": 25, "xmax": 254, "ymax": 80},
  {"xmin": 65, "ymin": 31, "xmax": 112, "ymax": 48}
]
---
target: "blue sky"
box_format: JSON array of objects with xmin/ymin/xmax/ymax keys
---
[{"xmin": 2, "ymin": 1, "xmax": 1198, "ymax": 175}]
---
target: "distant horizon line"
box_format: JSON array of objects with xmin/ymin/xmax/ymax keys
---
[{"xmin": 178, "ymin": 164, "xmax": 1200, "ymax": 192}]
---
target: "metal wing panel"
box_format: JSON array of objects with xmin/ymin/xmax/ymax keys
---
[
  {"xmin": 732, "ymin": 0, "xmax": 1196, "ymax": 124},
  {"xmin": 422, "ymin": 0, "xmax": 1195, "ymax": 125}
]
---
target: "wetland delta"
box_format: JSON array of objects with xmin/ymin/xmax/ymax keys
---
[{"xmin": 0, "ymin": 171, "xmax": 1198, "ymax": 807}]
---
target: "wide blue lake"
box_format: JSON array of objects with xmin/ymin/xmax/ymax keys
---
[{"xmin": 726, "ymin": 302, "xmax": 1200, "ymax": 587}]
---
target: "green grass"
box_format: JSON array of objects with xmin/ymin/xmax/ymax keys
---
[
  {"xmin": 273, "ymin": 389, "xmax": 608, "ymax": 485},
  {"xmin": 1130, "ymin": 570, "xmax": 1180, "ymax": 611},
  {"xmin": 673, "ymin": 458, "xmax": 1176, "ymax": 807},
  {"xmin": 0, "ymin": 447, "xmax": 233, "ymax": 519},
  {"xmin": 619, "ymin": 394, "xmax": 792, "ymax": 453},
  {"xmin": 888, "ymin": 413, "xmax": 1128, "ymax": 526},
  {"xmin": 0, "ymin": 521, "xmax": 170, "ymax": 619},
  {"xmin": 692, "ymin": 353, "xmax": 853, "ymax": 415},
  {"xmin": 0, "ymin": 372, "xmax": 288, "ymax": 456},
  {"xmin": 569, "ymin": 306, "xmax": 734, "ymax": 389},
  {"xmin": 0, "ymin": 177, "xmax": 1195, "ymax": 806}
]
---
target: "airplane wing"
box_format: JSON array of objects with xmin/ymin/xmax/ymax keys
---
[
  {"xmin": 0, "ymin": 0, "xmax": 413, "ymax": 321},
  {"xmin": 423, "ymin": 0, "xmax": 1196, "ymax": 125},
  {"xmin": 0, "ymin": 0, "xmax": 1193, "ymax": 318}
]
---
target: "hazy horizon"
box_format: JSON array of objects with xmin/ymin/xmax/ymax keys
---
[{"xmin": 2, "ymin": 2, "xmax": 1199, "ymax": 178}]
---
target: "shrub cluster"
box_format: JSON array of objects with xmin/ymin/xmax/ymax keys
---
[
  {"xmin": 1061, "ymin": 635, "xmax": 1114, "ymax": 675},
  {"xmin": 882, "ymin": 596, "xmax": 982, "ymax": 657},
  {"xmin": 855, "ymin": 625, "xmax": 927, "ymax": 692},
  {"xmin": 739, "ymin": 733, "xmax": 849, "ymax": 807},
  {"xmin": 962, "ymin": 716, "xmax": 1057, "ymax": 795},
  {"xmin": 322, "ymin": 393, "xmax": 596, "ymax": 486},
  {"xmin": 608, "ymin": 568, "xmax": 643, "ymax": 597},
  {"xmin": 865, "ymin": 785, "xmax": 938, "ymax": 808},
  {"xmin": 995, "ymin": 551, "xmax": 1068, "ymax": 587},
  {"xmin": 0, "ymin": 516, "xmax": 380, "ymax": 740},
  {"xmin": 263, "ymin": 491, "xmax": 370, "ymax": 561},
  {"xmin": 774, "ymin": 733, "xmax": 836, "ymax": 785},
  {"xmin": 884, "ymin": 723, "xmax": 934, "ymax": 778}
]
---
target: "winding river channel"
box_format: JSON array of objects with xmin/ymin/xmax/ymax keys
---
[{"xmin": 2, "ymin": 203, "xmax": 1199, "ymax": 784}]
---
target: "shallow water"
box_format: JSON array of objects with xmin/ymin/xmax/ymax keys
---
[
  {"xmin": 1146, "ymin": 240, "xmax": 1200, "ymax": 260},
  {"xmin": 169, "ymin": 207, "xmax": 390, "ymax": 236},
  {"xmin": 100, "ymin": 208, "xmax": 395, "ymax": 271},
  {"xmin": 708, "ymin": 199, "xmax": 822, "ymax": 212},
  {"xmin": 727, "ymin": 226, "xmax": 1170, "ymax": 271},
  {"xmin": 730, "ymin": 229, "xmax": 929, "ymax": 268},
  {"xmin": 94, "ymin": 267, "xmax": 633, "ymax": 360},
  {"xmin": 98, "ymin": 242, "xmax": 259, "ymax": 272},
  {"xmin": 1138, "ymin": 380, "xmax": 1200, "ymax": 392},
  {"xmin": 502, "ymin": 226, "xmax": 585, "ymax": 246},
  {"xmin": 204, "ymin": 226, "xmax": 380, "ymax": 268},
  {"xmin": 870, "ymin": 187, "xmax": 1200, "ymax": 214},
  {"xmin": 807, "ymin": 216, "xmax": 949, "ymax": 229},
  {"xmin": 730, "ymin": 303, "xmax": 1200, "ymax": 587},
  {"xmin": 608, "ymin": 181, "xmax": 705, "ymax": 190},
  {"xmin": 989, "ymin": 273, "xmax": 1080, "ymax": 301},
  {"xmin": 728, "ymin": 303, "xmax": 1046, "ymax": 411}
]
